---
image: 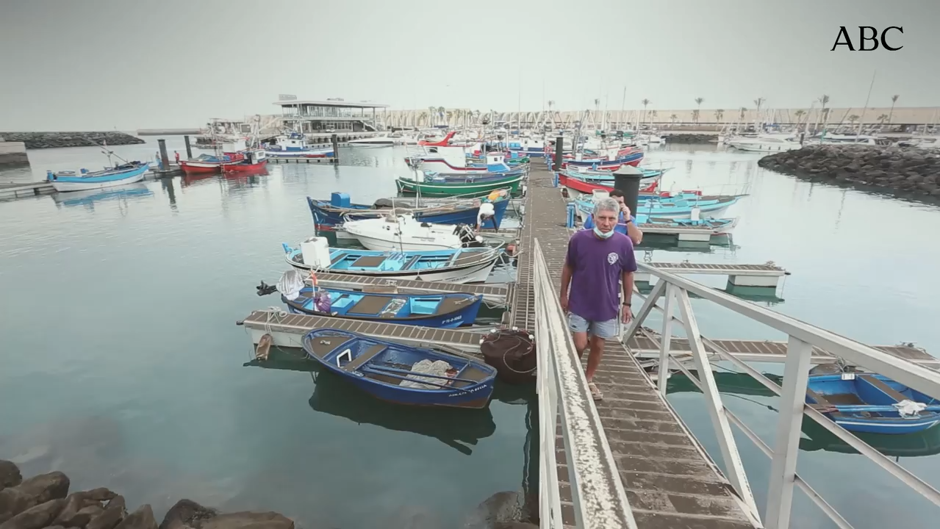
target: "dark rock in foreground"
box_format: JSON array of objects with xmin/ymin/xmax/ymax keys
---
[
  {"xmin": 0, "ymin": 461, "xmax": 293, "ymax": 529},
  {"xmin": 662, "ymin": 133, "xmax": 717, "ymax": 144},
  {"xmin": 0, "ymin": 132, "xmax": 145, "ymax": 150},
  {"xmin": 759, "ymin": 145, "xmax": 940, "ymax": 200}
]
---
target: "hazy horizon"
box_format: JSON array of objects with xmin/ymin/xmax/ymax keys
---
[{"xmin": 1, "ymin": 0, "xmax": 938, "ymax": 131}]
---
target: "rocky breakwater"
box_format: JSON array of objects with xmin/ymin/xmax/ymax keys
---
[
  {"xmin": 0, "ymin": 461, "xmax": 293, "ymax": 529},
  {"xmin": 0, "ymin": 132, "xmax": 144, "ymax": 150},
  {"xmin": 759, "ymin": 145, "xmax": 940, "ymax": 199}
]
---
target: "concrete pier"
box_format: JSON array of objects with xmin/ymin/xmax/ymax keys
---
[{"xmin": 0, "ymin": 140, "xmax": 29, "ymax": 167}]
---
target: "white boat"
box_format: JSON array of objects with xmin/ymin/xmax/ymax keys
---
[
  {"xmin": 727, "ymin": 134, "xmax": 802, "ymax": 152},
  {"xmin": 633, "ymin": 133, "xmax": 665, "ymax": 146},
  {"xmin": 347, "ymin": 134, "xmax": 395, "ymax": 147},
  {"xmin": 47, "ymin": 161, "xmax": 150, "ymax": 192},
  {"xmin": 263, "ymin": 133, "xmax": 333, "ymax": 158},
  {"xmin": 343, "ymin": 214, "xmax": 483, "ymax": 252}
]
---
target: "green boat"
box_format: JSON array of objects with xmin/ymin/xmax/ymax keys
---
[{"xmin": 396, "ymin": 174, "xmax": 526, "ymax": 197}]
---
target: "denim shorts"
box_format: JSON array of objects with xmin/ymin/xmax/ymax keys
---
[{"xmin": 568, "ymin": 313, "xmax": 620, "ymax": 340}]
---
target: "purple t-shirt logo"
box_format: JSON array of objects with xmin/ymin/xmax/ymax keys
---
[{"xmin": 565, "ymin": 230, "xmax": 637, "ymax": 322}]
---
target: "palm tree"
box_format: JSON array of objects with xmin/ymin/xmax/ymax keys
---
[
  {"xmin": 714, "ymin": 109, "xmax": 724, "ymax": 123},
  {"xmin": 641, "ymin": 98, "xmax": 650, "ymax": 123},
  {"xmin": 418, "ymin": 111, "xmax": 429, "ymax": 126},
  {"xmin": 692, "ymin": 109, "xmax": 700, "ymax": 123},
  {"xmin": 446, "ymin": 110, "xmax": 454, "ymax": 126},
  {"xmin": 753, "ymin": 98, "xmax": 765, "ymax": 125},
  {"xmin": 877, "ymin": 114, "xmax": 889, "ymax": 124},
  {"xmin": 815, "ymin": 94, "xmax": 830, "ymax": 133},
  {"xmin": 670, "ymin": 114, "xmax": 679, "ymax": 126},
  {"xmin": 889, "ymin": 94, "xmax": 899, "ymax": 123},
  {"xmin": 739, "ymin": 107, "xmax": 747, "ymax": 121},
  {"xmin": 650, "ymin": 110, "xmax": 658, "ymax": 123},
  {"xmin": 794, "ymin": 109, "xmax": 806, "ymax": 126},
  {"xmin": 437, "ymin": 107, "xmax": 445, "ymax": 126},
  {"xmin": 847, "ymin": 114, "xmax": 860, "ymax": 125}
]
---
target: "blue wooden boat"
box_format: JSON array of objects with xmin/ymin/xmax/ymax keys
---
[
  {"xmin": 283, "ymin": 286, "xmax": 482, "ymax": 328},
  {"xmin": 575, "ymin": 194, "xmax": 739, "ymax": 220},
  {"xmin": 562, "ymin": 167, "xmax": 671, "ymax": 181},
  {"xmin": 302, "ymin": 329, "xmax": 497, "ymax": 409},
  {"xmin": 308, "ymin": 191, "xmax": 511, "ymax": 230},
  {"xmin": 807, "ymin": 373, "xmax": 940, "ymax": 434},
  {"xmin": 282, "ymin": 241, "xmax": 501, "ymax": 283},
  {"xmin": 47, "ymin": 161, "xmax": 150, "ymax": 192}
]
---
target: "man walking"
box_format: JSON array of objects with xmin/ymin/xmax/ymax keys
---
[{"xmin": 560, "ymin": 197, "xmax": 637, "ymax": 401}]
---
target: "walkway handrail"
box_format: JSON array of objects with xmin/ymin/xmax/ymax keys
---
[
  {"xmin": 624, "ymin": 262, "xmax": 940, "ymax": 529},
  {"xmin": 532, "ymin": 239, "xmax": 637, "ymax": 529}
]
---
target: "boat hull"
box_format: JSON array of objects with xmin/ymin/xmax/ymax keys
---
[
  {"xmin": 50, "ymin": 163, "xmax": 149, "ymax": 192},
  {"xmin": 285, "ymin": 249, "xmax": 499, "ymax": 284},
  {"xmin": 283, "ymin": 290, "xmax": 482, "ymax": 328},
  {"xmin": 302, "ymin": 329, "xmax": 496, "ymax": 409},
  {"xmin": 557, "ymin": 172, "xmax": 658, "ymax": 196},
  {"xmin": 396, "ymin": 175, "xmax": 525, "ymax": 197},
  {"xmin": 309, "ymin": 197, "xmax": 510, "ymax": 230}
]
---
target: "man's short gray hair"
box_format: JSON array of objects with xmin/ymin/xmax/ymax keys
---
[{"xmin": 593, "ymin": 197, "xmax": 619, "ymax": 216}]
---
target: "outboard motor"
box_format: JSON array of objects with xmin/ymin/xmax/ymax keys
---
[{"xmin": 454, "ymin": 224, "xmax": 484, "ymax": 247}]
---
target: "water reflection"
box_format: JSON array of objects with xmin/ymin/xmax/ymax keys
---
[{"xmin": 51, "ymin": 183, "xmax": 152, "ymax": 210}]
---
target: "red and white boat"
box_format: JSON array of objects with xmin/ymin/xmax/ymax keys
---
[
  {"xmin": 418, "ymin": 131, "xmax": 456, "ymax": 147},
  {"xmin": 180, "ymin": 150, "xmax": 267, "ymax": 174},
  {"xmin": 557, "ymin": 171, "xmax": 660, "ymax": 196}
]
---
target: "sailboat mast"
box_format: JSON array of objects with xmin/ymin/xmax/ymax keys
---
[{"xmin": 857, "ymin": 70, "xmax": 877, "ymax": 142}]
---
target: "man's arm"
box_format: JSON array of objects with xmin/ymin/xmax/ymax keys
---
[
  {"xmin": 622, "ymin": 270, "xmax": 635, "ymax": 307},
  {"xmin": 626, "ymin": 217, "xmax": 643, "ymax": 245},
  {"xmin": 560, "ymin": 263, "xmax": 573, "ymax": 310}
]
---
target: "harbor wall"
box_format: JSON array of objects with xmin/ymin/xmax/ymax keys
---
[
  {"xmin": 0, "ymin": 131, "xmax": 144, "ymax": 149},
  {"xmin": 758, "ymin": 145, "xmax": 940, "ymax": 200},
  {"xmin": 0, "ymin": 141, "xmax": 29, "ymax": 166}
]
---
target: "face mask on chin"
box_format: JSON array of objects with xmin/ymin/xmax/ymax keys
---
[{"xmin": 593, "ymin": 226, "xmax": 614, "ymax": 239}]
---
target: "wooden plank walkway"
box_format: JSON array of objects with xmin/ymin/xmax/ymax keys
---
[
  {"xmin": 239, "ymin": 310, "xmax": 489, "ymax": 352},
  {"xmin": 513, "ymin": 161, "xmax": 758, "ymax": 528},
  {"xmin": 314, "ymin": 272, "xmax": 513, "ymax": 307}
]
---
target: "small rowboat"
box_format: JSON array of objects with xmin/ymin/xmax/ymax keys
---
[
  {"xmin": 302, "ymin": 329, "xmax": 497, "ymax": 409},
  {"xmin": 557, "ymin": 171, "xmax": 659, "ymax": 196},
  {"xmin": 308, "ymin": 190, "xmax": 511, "ymax": 230},
  {"xmin": 283, "ymin": 286, "xmax": 482, "ymax": 328},
  {"xmin": 282, "ymin": 239, "xmax": 502, "ymax": 283},
  {"xmin": 47, "ymin": 161, "xmax": 150, "ymax": 192},
  {"xmin": 807, "ymin": 373, "xmax": 940, "ymax": 435}
]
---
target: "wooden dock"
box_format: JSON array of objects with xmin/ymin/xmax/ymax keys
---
[
  {"xmin": 513, "ymin": 161, "xmax": 759, "ymax": 528},
  {"xmin": 627, "ymin": 332, "xmax": 940, "ymax": 368},
  {"xmin": 638, "ymin": 262, "xmax": 788, "ymax": 288},
  {"xmin": 313, "ymin": 272, "xmax": 514, "ymax": 307},
  {"xmin": 0, "ymin": 181, "xmax": 53, "ymax": 199},
  {"xmin": 238, "ymin": 310, "xmax": 491, "ymax": 352}
]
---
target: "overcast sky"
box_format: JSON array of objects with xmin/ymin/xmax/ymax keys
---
[{"xmin": 1, "ymin": 0, "xmax": 937, "ymax": 131}]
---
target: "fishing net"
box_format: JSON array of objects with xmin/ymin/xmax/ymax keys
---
[
  {"xmin": 400, "ymin": 359, "xmax": 454, "ymax": 389},
  {"xmin": 480, "ymin": 329, "xmax": 536, "ymax": 385}
]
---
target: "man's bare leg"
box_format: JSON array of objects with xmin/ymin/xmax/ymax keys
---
[
  {"xmin": 585, "ymin": 335, "xmax": 606, "ymax": 383},
  {"xmin": 573, "ymin": 331, "xmax": 589, "ymax": 359}
]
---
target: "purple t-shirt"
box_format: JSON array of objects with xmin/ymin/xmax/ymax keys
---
[{"xmin": 565, "ymin": 230, "xmax": 637, "ymax": 322}]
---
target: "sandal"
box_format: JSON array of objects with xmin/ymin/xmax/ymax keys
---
[{"xmin": 588, "ymin": 382, "xmax": 603, "ymax": 402}]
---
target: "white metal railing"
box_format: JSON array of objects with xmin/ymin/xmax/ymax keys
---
[
  {"xmin": 623, "ymin": 263, "xmax": 940, "ymax": 529},
  {"xmin": 532, "ymin": 240, "xmax": 637, "ymax": 529}
]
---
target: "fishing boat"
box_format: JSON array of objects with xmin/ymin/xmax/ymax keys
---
[
  {"xmin": 418, "ymin": 131, "xmax": 457, "ymax": 146},
  {"xmin": 561, "ymin": 166, "xmax": 671, "ymax": 182},
  {"xmin": 397, "ymin": 173, "xmax": 526, "ymax": 197},
  {"xmin": 557, "ymin": 171, "xmax": 659, "ymax": 196},
  {"xmin": 282, "ymin": 237, "xmax": 501, "ymax": 283},
  {"xmin": 263, "ymin": 133, "xmax": 334, "ymax": 158},
  {"xmin": 415, "ymin": 153, "xmax": 523, "ymax": 174},
  {"xmin": 179, "ymin": 152, "xmax": 244, "ymax": 173},
  {"xmin": 308, "ymin": 191, "xmax": 511, "ymax": 231},
  {"xmin": 575, "ymin": 194, "xmax": 739, "ymax": 220},
  {"xmin": 727, "ymin": 135, "xmax": 801, "ymax": 152},
  {"xmin": 636, "ymin": 214, "xmax": 738, "ymax": 234},
  {"xmin": 47, "ymin": 161, "xmax": 150, "ymax": 192},
  {"xmin": 347, "ymin": 134, "xmax": 396, "ymax": 147},
  {"xmin": 807, "ymin": 373, "xmax": 940, "ymax": 434},
  {"xmin": 343, "ymin": 215, "xmax": 483, "ymax": 252},
  {"xmin": 282, "ymin": 286, "xmax": 482, "ymax": 328},
  {"xmin": 302, "ymin": 329, "xmax": 497, "ymax": 408},
  {"xmin": 221, "ymin": 151, "xmax": 267, "ymax": 173}
]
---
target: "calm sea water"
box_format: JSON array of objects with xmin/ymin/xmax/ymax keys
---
[{"xmin": 1, "ymin": 139, "xmax": 938, "ymax": 528}]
